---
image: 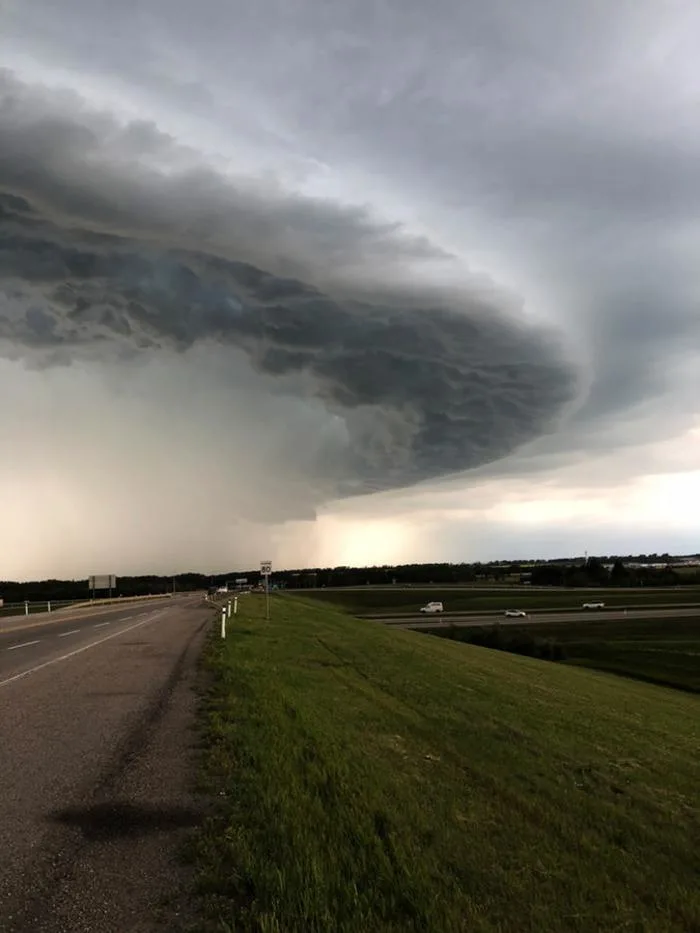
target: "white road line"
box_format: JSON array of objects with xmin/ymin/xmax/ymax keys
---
[
  {"xmin": 94, "ymin": 622, "xmax": 110, "ymax": 628},
  {"xmin": 58, "ymin": 629, "xmax": 80, "ymax": 638},
  {"xmin": 7, "ymin": 640, "xmax": 41, "ymax": 651},
  {"xmin": 0, "ymin": 615, "xmax": 166, "ymax": 690}
]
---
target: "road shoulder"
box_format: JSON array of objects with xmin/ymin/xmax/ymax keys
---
[{"xmin": 2, "ymin": 604, "xmax": 210, "ymax": 933}]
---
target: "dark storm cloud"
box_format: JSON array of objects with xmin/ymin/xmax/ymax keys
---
[
  {"xmin": 0, "ymin": 68, "xmax": 447, "ymax": 280},
  {"xmin": 0, "ymin": 197, "xmax": 578, "ymax": 494},
  {"xmin": 0, "ymin": 71, "xmax": 580, "ymax": 496}
]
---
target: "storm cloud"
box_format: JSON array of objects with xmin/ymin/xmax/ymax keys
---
[
  {"xmin": 1, "ymin": 0, "xmax": 699, "ymax": 576},
  {"xmin": 0, "ymin": 70, "xmax": 580, "ymax": 499}
]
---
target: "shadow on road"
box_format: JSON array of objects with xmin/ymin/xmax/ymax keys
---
[{"xmin": 49, "ymin": 800, "xmax": 202, "ymax": 841}]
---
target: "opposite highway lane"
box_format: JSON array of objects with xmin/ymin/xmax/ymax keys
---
[
  {"xmin": 379, "ymin": 605, "xmax": 700, "ymax": 628},
  {"xmin": 0, "ymin": 594, "xmax": 211, "ymax": 933},
  {"xmin": 0, "ymin": 599, "xmax": 177, "ymax": 682}
]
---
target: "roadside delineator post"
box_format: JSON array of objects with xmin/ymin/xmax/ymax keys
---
[
  {"xmin": 227, "ymin": 600, "xmax": 232, "ymax": 619},
  {"xmin": 24, "ymin": 601, "xmax": 28, "ymax": 616},
  {"xmin": 234, "ymin": 597, "xmax": 238, "ymax": 616},
  {"xmin": 47, "ymin": 601, "xmax": 51, "ymax": 613},
  {"xmin": 221, "ymin": 608, "xmax": 226, "ymax": 639}
]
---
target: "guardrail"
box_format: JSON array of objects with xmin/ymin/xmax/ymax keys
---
[
  {"xmin": 0, "ymin": 599, "xmax": 77, "ymax": 619},
  {"xmin": 0, "ymin": 593, "xmax": 175, "ymax": 620},
  {"xmin": 67, "ymin": 594, "xmax": 175, "ymax": 610}
]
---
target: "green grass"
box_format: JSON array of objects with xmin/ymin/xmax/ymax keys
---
[
  {"xmin": 190, "ymin": 595, "xmax": 700, "ymax": 932},
  {"xmin": 301, "ymin": 586, "xmax": 700, "ymax": 616},
  {"xmin": 560, "ymin": 617, "xmax": 700, "ymax": 692},
  {"xmin": 424, "ymin": 616, "xmax": 700, "ymax": 694}
]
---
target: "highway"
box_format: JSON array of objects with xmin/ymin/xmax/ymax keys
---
[
  {"xmin": 380, "ymin": 605, "xmax": 700, "ymax": 629},
  {"xmin": 0, "ymin": 593, "xmax": 211, "ymax": 932},
  {"xmin": 0, "ymin": 598, "xmax": 177, "ymax": 681}
]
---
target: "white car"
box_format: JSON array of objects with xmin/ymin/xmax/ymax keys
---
[
  {"xmin": 582, "ymin": 602, "xmax": 605, "ymax": 609},
  {"xmin": 504, "ymin": 609, "xmax": 527, "ymax": 617},
  {"xmin": 420, "ymin": 601, "xmax": 444, "ymax": 613}
]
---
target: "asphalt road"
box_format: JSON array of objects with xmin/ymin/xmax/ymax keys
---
[
  {"xmin": 382, "ymin": 605, "xmax": 700, "ymax": 629},
  {"xmin": 0, "ymin": 599, "xmax": 178, "ymax": 680},
  {"xmin": 0, "ymin": 594, "xmax": 212, "ymax": 932}
]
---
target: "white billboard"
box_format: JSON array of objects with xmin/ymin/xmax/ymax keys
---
[{"xmin": 89, "ymin": 574, "xmax": 117, "ymax": 590}]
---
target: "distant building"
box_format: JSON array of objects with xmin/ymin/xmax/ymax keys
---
[{"xmin": 625, "ymin": 562, "xmax": 671, "ymax": 570}]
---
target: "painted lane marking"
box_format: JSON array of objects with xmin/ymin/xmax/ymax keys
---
[
  {"xmin": 58, "ymin": 629, "xmax": 80, "ymax": 638},
  {"xmin": 0, "ymin": 598, "xmax": 173, "ymax": 635},
  {"xmin": 0, "ymin": 615, "xmax": 164, "ymax": 689},
  {"xmin": 7, "ymin": 640, "xmax": 41, "ymax": 651}
]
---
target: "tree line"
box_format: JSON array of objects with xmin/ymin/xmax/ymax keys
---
[{"xmin": 2, "ymin": 555, "xmax": 699, "ymax": 603}]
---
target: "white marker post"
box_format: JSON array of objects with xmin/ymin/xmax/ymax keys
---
[
  {"xmin": 261, "ymin": 561, "xmax": 272, "ymax": 621},
  {"xmin": 24, "ymin": 601, "xmax": 28, "ymax": 616},
  {"xmin": 227, "ymin": 600, "xmax": 232, "ymax": 619},
  {"xmin": 47, "ymin": 601, "xmax": 51, "ymax": 613},
  {"xmin": 221, "ymin": 607, "xmax": 226, "ymax": 639},
  {"xmin": 234, "ymin": 596, "xmax": 238, "ymax": 616}
]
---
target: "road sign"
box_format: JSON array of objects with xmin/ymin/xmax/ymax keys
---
[
  {"xmin": 260, "ymin": 561, "xmax": 272, "ymax": 620},
  {"xmin": 89, "ymin": 574, "xmax": 116, "ymax": 590}
]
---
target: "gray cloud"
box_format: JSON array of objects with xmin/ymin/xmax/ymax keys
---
[
  {"xmin": 2, "ymin": 3, "xmax": 700, "ymax": 575},
  {"xmin": 0, "ymin": 68, "xmax": 448, "ymax": 281},
  {"xmin": 0, "ymin": 187, "xmax": 578, "ymax": 498},
  {"xmin": 22, "ymin": 61, "xmax": 700, "ymax": 507}
]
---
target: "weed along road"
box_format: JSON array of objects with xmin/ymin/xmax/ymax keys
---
[{"xmin": 0, "ymin": 594, "xmax": 210, "ymax": 933}]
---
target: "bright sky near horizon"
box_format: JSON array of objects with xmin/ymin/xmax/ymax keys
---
[{"xmin": 1, "ymin": 1, "xmax": 699, "ymax": 579}]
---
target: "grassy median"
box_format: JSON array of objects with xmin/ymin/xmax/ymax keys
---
[{"xmin": 190, "ymin": 595, "xmax": 700, "ymax": 932}]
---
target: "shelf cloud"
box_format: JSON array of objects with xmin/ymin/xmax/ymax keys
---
[
  {"xmin": 0, "ymin": 69, "xmax": 580, "ymax": 501},
  {"xmin": 2, "ymin": 0, "xmax": 699, "ymax": 576}
]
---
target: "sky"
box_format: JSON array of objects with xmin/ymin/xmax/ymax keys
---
[{"xmin": 1, "ymin": 1, "xmax": 699, "ymax": 579}]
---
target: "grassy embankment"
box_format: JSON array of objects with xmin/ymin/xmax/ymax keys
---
[
  {"xmin": 303, "ymin": 586, "xmax": 700, "ymax": 616},
  {"xmin": 427, "ymin": 615, "xmax": 700, "ymax": 694},
  {"xmin": 304, "ymin": 586, "xmax": 700, "ymax": 692},
  {"xmin": 190, "ymin": 594, "xmax": 700, "ymax": 932}
]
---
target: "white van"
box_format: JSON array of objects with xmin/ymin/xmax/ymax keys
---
[{"xmin": 420, "ymin": 601, "xmax": 444, "ymax": 613}]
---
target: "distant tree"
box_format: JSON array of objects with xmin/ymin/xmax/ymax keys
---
[
  {"xmin": 584, "ymin": 557, "xmax": 610, "ymax": 586},
  {"xmin": 565, "ymin": 568, "xmax": 591, "ymax": 587},
  {"xmin": 610, "ymin": 559, "xmax": 631, "ymax": 587},
  {"xmin": 530, "ymin": 564, "xmax": 565, "ymax": 586}
]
